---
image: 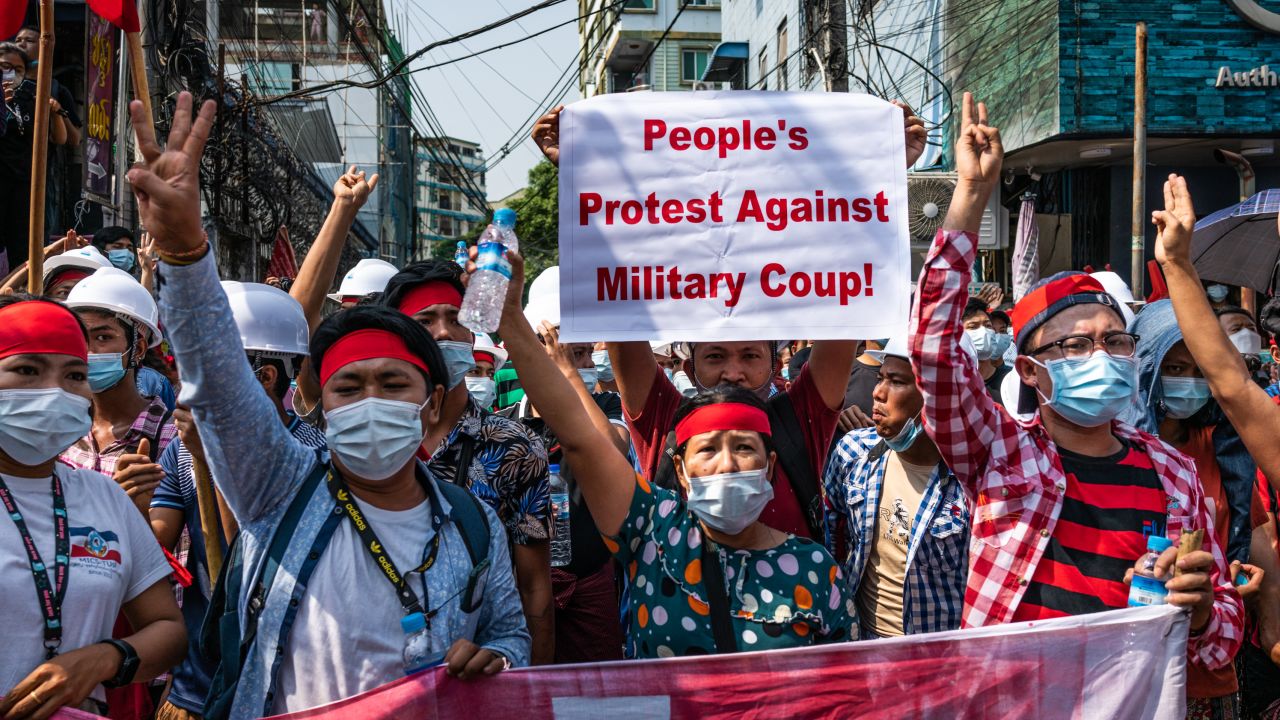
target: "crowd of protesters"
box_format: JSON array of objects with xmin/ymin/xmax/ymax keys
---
[{"xmin": 0, "ymin": 53, "xmax": 1277, "ymax": 720}]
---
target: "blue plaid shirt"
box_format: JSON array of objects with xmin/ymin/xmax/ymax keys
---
[{"xmin": 822, "ymin": 427, "xmax": 970, "ymax": 637}]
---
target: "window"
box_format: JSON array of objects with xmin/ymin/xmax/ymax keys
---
[
  {"xmin": 776, "ymin": 19, "xmax": 788, "ymax": 90},
  {"xmin": 681, "ymin": 48, "xmax": 710, "ymax": 83},
  {"xmin": 624, "ymin": 0, "xmax": 655, "ymax": 9},
  {"xmin": 758, "ymin": 47, "xmax": 768, "ymax": 90},
  {"xmin": 687, "ymin": 0, "xmax": 718, "ymax": 5},
  {"xmin": 223, "ymin": 0, "xmax": 307, "ymax": 41},
  {"xmin": 439, "ymin": 216, "xmax": 454, "ymax": 236}
]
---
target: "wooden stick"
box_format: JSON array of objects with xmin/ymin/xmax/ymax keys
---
[
  {"xmin": 1174, "ymin": 529, "xmax": 1204, "ymax": 578},
  {"xmin": 125, "ymin": 32, "xmax": 153, "ymax": 140},
  {"xmin": 25, "ymin": 0, "xmax": 55, "ymax": 294},
  {"xmin": 190, "ymin": 453, "xmax": 225, "ymax": 580}
]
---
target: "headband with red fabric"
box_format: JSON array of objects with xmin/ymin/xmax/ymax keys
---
[
  {"xmin": 0, "ymin": 301, "xmax": 88, "ymax": 362},
  {"xmin": 397, "ymin": 282, "xmax": 464, "ymax": 317},
  {"xmin": 318, "ymin": 328, "xmax": 434, "ymax": 387},
  {"xmin": 674, "ymin": 402, "xmax": 772, "ymax": 447}
]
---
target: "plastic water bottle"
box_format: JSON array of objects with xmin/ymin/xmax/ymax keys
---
[
  {"xmin": 401, "ymin": 612, "xmax": 444, "ymax": 674},
  {"xmin": 453, "ymin": 241, "xmax": 468, "ymax": 267},
  {"xmin": 1127, "ymin": 535, "xmax": 1173, "ymax": 607},
  {"xmin": 459, "ymin": 208, "xmax": 518, "ymax": 334},
  {"xmin": 549, "ymin": 464, "xmax": 571, "ymax": 568}
]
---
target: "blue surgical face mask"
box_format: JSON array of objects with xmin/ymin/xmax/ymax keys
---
[
  {"xmin": 108, "ymin": 248, "xmax": 136, "ymax": 273},
  {"xmin": 437, "ymin": 341, "xmax": 476, "ymax": 390},
  {"xmin": 87, "ymin": 352, "xmax": 128, "ymax": 393},
  {"xmin": 1032, "ymin": 352, "xmax": 1138, "ymax": 427},
  {"xmin": 1207, "ymin": 284, "xmax": 1229, "ymax": 303},
  {"xmin": 577, "ymin": 368, "xmax": 599, "ymax": 391},
  {"xmin": 591, "ymin": 350, "xmax": 614, "ymax": 382},
  {"xmin": 988, "ymin": 332, "xmax": 1013, "ymax": 361},
  {"xmin": 324, "ymin": 396, "xmax": 427, "ymax": 481},
  {"xmin": 464, "ymin": 376, "xmax": 497, "ymax": 409},
  {"xmin": 966, "ymin": 327, "xmax": 996, "ymax": 360},
  {"xmin": 885, "ymin": 413, "xmax": 923, "ymax": 452},
  {"xmin": 1161, "ymin": 376, "xmax": 1211, "ymax": 420},
  {"xmin": 684, "ymin": 468, "xmax": 774, "ymax": 535}
]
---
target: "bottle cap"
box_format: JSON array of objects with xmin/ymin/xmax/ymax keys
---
[
  {"xmin": 400, "ymin": 612, "xmax": 427, "ymax": 634},
  {"xmin": 549, "ymin": 464, "xmax": 560, "ymax": 474},
  {"xmin": 494, "ymin": 208, "xmax": 517, "ymax": 226},
  {"xmin": 1146, "ymin": 535, "xmax": 1173, "ymax": 553}
]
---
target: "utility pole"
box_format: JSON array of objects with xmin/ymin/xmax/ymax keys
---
[
  {"xmin": 821, "ymin": 0, "xmax": 849, "ymax": 92},
  {"xmin": 1130, "ymin": 22, "xmax": 1147, "ymax": 297}
]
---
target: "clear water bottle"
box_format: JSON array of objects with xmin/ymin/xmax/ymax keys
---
[
  {"xmin": 453, "ymin": 241, "xmax": 469, "ymax": 267},
  {"xmin": 401, "ymin": 612, "xmax": 444, "ymax": 674},
  {"xmin": 1127, "ymin": 535, "xmax": 1173, "ymax": 607},
  {"xmin": 549, "ymin": 464, "xmax": 571, "ymax": 568},
  {"xmin": 460, "ymin": 208, "xmax": 518, "ymax": 334}
]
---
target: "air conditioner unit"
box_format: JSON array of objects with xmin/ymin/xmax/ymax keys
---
[
  {"xmin": 692, "ymin": 81, "xmax": 731, "ymax": 91},
  {"xmin": 906, "ymin": 172, "xmax": 1007, "ymax": 250}
]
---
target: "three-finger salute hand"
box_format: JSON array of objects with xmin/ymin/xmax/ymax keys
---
[
  {"xmin": 127, "ymin": 91, "xmax": 216, "ymax": 254},
  {"xmin": 1153, "ymin": 174, "xmax": 1197, "ymax": 267},
  {"xmin": 532, "ymin": 105, "xmax": 563, "ymax": 167}
]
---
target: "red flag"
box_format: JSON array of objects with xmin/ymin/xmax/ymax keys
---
[
  {"xmin": 268, "ymin": 225, "xmax": 298, "ymax": 280},
  {"xmin": 0, "ymin": 0, "xmax": 27, "ymax": 41},
  {"xmin": 86, "ymin": 0, "xmax": 139, "ymax": 32}
]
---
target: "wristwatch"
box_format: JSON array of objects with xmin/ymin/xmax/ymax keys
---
[{"xmin": 99, "ymin": 639, "xmax": 140, "ymax": 688}]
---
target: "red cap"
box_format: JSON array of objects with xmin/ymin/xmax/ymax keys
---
[
  {"xmin": 675, "ymin": 402, "xmax": 772, "ymax": 447},
  {"xmin": 1010, "ymin": 274, "xmax": 1120, "ymax": 349},
  {"xmin": 319, "ymin": 329, "xmax": 433, "ymax": 387},
  {"xmin": 0, "ymin": 301, "xmax": 88, "ymax": 362},
  {"xmin": 397, "ymin": 282, "xmax": 464, "ymax": 317}
]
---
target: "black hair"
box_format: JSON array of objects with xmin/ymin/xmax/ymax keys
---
[
  {"xmin": 1214, "ymin": 304, "xmax": 1252, "ymax": 320},
  {"xmin": 0, "ymin": 42, "xmax": 30, "ymax": 66},
  {"xmin": 671, "ymin": 384, "xmax": 775, "ymax": 457},
  {"xmin": 989, "ymin": 309, "xmax": 1011, "ymax": 327},
  {"xmin": 0, "ymin": 294, "xmax": 89, "ymax": 340},
  {"xmin": 248, "ymin": 356, "xmax": 292, "ymax": 400},
  {"xmin": 89, "ymin": 226, "xmax": 135, "ymax": 254},
  {"xmin": 17, "ymin": 25, "xmax": 38, "ymax": 36},
  {"xmin": 311, "ymin": 305, "xmax": 446, "ymax": 390},
  {"xmin": 962, "ymin": 298, "xmax": 990, "ymax": 322},
  {"xmin": 380, "ymin": 260, "xmax": 466, "ymax": 314}
]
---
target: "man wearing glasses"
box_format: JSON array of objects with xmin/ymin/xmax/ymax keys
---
[{"xmin": 909, "ymin": 93, "xmax": 1241, "ymax": 676}]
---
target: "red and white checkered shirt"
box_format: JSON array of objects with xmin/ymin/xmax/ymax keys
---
[
  {"xmin": 910, "ymin": 228, "xmax": 1243, "ymax": 672},
  {"xmin": 60, "ymin": 395, "xmax": 177, "ymax": 476}
]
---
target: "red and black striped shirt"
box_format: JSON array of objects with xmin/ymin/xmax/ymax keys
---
[{"xmin": 1013, "ymin": 442, "xmax": 1168, "ymax": 621}]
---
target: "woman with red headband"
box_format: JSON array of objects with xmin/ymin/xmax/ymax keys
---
[
  {"xmin": 0, "ymin": 297, "xmax": 185, "ymax": 719},
  {"xmin": 497, "ymin": 251, "xmax": 852, "ymax": 657}
]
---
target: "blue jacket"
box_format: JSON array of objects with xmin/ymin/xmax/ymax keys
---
[
  {"xmin": 1131, "ymin": 299, "xmax": 1256, "ymax": 563},
  {"xmin": 156, "ymin": 254, "xmax": 530, "ymax": 718}
]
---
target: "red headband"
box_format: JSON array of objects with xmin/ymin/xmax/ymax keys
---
[
  {"xmin": 675, "ymin": 402, "xmax": 772, "ymax": 447},
  {"xmin": 45, "ymin": 269, "xmax": 90, "ymax": 289},
  {"xmin": 319, "ymin": 329, "xmax": 433, "ymax": 387},
  {"xmin": 1010, "ymin": 274, "xmax": 1112, "ymax": 340},
  {"xmin": 0, "ymin": 301, "xmax": 88, "ymax": 362},
  {"xmin": 473, "ymin": 350, "xmax": 496, "ymax": 365},
  {"xmin": 398, "ymin": 282, "xmax": 463, "ymax": 316}
]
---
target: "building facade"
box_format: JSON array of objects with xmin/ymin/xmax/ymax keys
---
[
  {"xmin": 415, "ymin": 136, "xmax": 488, "ymax": 260},
  {"xmin": 578, "ymin": 0, "xmax": 721, "ymax": 96}
]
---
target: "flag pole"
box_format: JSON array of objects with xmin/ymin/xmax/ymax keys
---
[
  {"xmin": 25, "ymin": 0, "xmax": 55, "ymax": 294},
  {"xmin": 125, "ymin": 31, "xmax": 153, "ymax": 133}
]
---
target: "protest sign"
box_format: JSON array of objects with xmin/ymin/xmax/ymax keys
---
[
  {"xmin": 556, "ymin": 91, "xmax": 910, "ymax": 342},
  {"xmin": 270, "ymin": 605, "xmax": 1189, "ymax": 720}
]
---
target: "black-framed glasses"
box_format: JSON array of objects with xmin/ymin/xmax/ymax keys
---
[{"xmin": 1027, "ymin": 332, "xmax": 1140, "ymax": 360}]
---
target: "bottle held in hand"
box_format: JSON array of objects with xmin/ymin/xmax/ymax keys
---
[
  {"xmin": 453, "ymin": 241, "xmax": 469, "ymax": 267},
  {"xmin": 549, "ymin": 463, "xmax": 571, "ymax": 568},
  {"xmin": 460, "ymin": 208, "xmax": 519, "ymax": 333},
  {"xmin": 1127, "ymin": 535, "xmax": 1173, "ymax": 607},
  {"xmin": 402, "ymin": 612, "xmax": 444, "ymax": 674}
]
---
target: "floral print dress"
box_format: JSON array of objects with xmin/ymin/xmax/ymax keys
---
[{"xmin": 604, "ymin": 474, "xmax": 854, "ymax": 657}]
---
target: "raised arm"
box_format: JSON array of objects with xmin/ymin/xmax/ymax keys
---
[
  {"xmin": 909, "ymin": 92, "xmax": 1008, "ymax": 488},
  {"xmin": 499, "ymin": 253, "xmax": 637, "ymax": 537},
  {"xmin": 1154, "ymin": 175, "xmax": 1280, "ymax": 492},
  {"xmin": 128, "ymin": 93, "xmax": 312, "ymax": 522},
  {"xmin": 807, "ymin": 340, "xmax": 858, "ymax": 411},
  {"xmin": 608, "ymin": 340, "xmax": 661, "ymax": 418},
  {"xmin": 290, "ymin": 167, "xmax": 378, "ymax": 331}
]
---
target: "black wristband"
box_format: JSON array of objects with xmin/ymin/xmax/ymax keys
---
[{"xmin": 98, "ymin": 639, "xmax": 140, "ymax": 688}]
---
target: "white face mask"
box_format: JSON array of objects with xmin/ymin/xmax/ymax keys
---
[
  {"xmin": 324, "ymin": 397, "xmax": 427, "ymax": 481},
  {"xmin": 0, "ymin": 388, "xmax": 92, "ymax": 466},
  {"xmin": 1229, "ymin": 328, "xmax": 1262, "ymax": 356},
  {"xmin": 436, "ymin": 341, "xmax": 476, "ymax": 390},
  {"xmin": 464, "ymin": 376, "xmax": 497, "ymax": 409},
  {"xmin": 684, "ymin": 468, "xmax": 774, "ymax": 535},
  {"xmin": 966, "ymin": 327, "xmax": 995, "ymax": 360}
]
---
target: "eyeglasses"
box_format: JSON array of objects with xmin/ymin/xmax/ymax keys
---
[
  {"xmin": 0, "ymin": 62, "xmax": 22, "ymax": 72},
  {"xmin": 1027, "ymin": 332, "xmax": 1140, "ymax": 360}
]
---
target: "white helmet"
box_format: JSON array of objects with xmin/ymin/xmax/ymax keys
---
[
  {"xmin": 472, "ymin": 332, "xmax": 509, "ymax": 369},
  {"xmin": 65, "ymin": 267, "xmax": 162, "ymax": 348},
  {"xmin": 327, "ymin": 258, "xmax": 399, "ymax": 303},
  {"xmin": 868, "ymin": 328, "xmax": 979, "ymax": 370},
  {"xmin": 221, "ymin": 281, "xmax": 309, "ymax": 359},
  {"xmin": 1089, "ymin": 271, "xmax": 1137, "ymax": 327},
  {"xmin": 523, "ymin": 265, "xmax": 560, "ymax": 330},
  {"xmin": 42, "ymin": 246, "xmax": 112, "ymax": 287}
]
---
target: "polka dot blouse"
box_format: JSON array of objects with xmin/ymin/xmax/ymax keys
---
[{"xmin": 603, "ymin": 474, "xmax": 854, "ymax": 658}]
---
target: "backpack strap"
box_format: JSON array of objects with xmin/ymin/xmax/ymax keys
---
[
  {"xmin": 765, "ymin": 392, "xmax": 824, "ymax": 540},
  {"xmin": 433, "ymin": 477, "xmax": 491, "ymax": 613},
  {"xmin": 201, "ymin": 456, "xmax": 329, "ymax": 720},
  {"xmin": 653, "ymin": 429, "xmax": 681, "ymax": 493},
  {"xmin": 148, "ymin": 408, "xmax": 174, "ymax": 462}
]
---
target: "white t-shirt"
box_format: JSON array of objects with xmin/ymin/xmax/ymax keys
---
[
  {"xmin": 0, "ymin": 466, "xmax": 172, "ymax": 700},
  {"xmin": 272, "ymin": 497, "xmax": 435, "ymax": 715}
]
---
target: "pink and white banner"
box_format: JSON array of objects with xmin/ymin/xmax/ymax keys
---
[{"xmin": 269, "ymin": 605, "xmax": 1189, "ymax": 720}]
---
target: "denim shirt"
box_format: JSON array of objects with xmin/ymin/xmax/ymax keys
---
[
  {"xmin": 823, "ymin": 427, "xmax": 970, "ymax": 636},
  {"xmin": 156, "ymin": 254, "xmax": 530, "ymax": 718}
]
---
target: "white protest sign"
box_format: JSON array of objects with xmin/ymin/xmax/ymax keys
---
[{"xmin": 557, "ymin": 91, "xmax": 910, "ymax": 342}]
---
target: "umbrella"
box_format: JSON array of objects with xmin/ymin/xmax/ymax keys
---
[
  {"xmin": 1190, "ymin": 189, "xmax": 1280, "ymax": 292},
  {"xmin": 1012, "ymin": 195, "xmax": 1039, "ymax": 301}
]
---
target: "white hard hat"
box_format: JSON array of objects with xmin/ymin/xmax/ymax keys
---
[
  {"xmin": 649, "ymin": 340, "xmax": 674, "ymax": 357},
  {"xmin": 65, "ymin": 267, "xmax": 162, "ymax": 347},
  {"xmin": 42, "ymin": 246, "xmax": 111, "ymax": 286},
  {"xmin": 868, "ymin": 329, "xmax": 979, "ymax": 369},
  {"xmin": 1000, "ymin": 367, "xmax": 1036, "ymax": 422},
  {"xmin": 221, "ymin": 281, "xmax": 309, "ymax": 357},
  {"xmin": 1089, "ymin": 271, "xmax": 1137, "ymax": 327},
  {"xmin": 472, "ymin": 332, "xmax": 509, "ymax": 368},
  {"xmin": 523, "ymin": 265, "xmax": 560, "ymax": 330},
  {"xmin": 327, "ymin": 258, "xmax": 399, "ymax": 303}
]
